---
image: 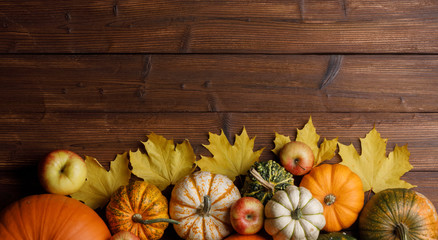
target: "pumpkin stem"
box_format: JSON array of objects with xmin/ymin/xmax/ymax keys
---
[
  {"xmin": 132, "ymin": 213, "xmax": 180, "ymax": 225},
  {"xmin": 324, "ymin": 194, "xmax": 336, "ymax": 206},
  {"xmin": 291, "ymin": 208, "xmax": 302, "ymax": 220},
  {"xmin": 249, "ymin": 168, "xmax": 275, "ymax": 192},
  {"xmin": 395, "ymin": 223, "xmax": 409, "ymax": 240},
  {"xmin": 198, "ymin": 195, "xmax": 212, "ymax": 217}
]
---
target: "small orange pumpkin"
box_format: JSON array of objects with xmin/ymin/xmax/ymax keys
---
[
  {"xmin": 106, "ymin": 181, "xmax": 178, "ymax": 240},
  {"xmin": 0, "ymin": 194, "xmax": 111, "ymax": 239},
  {"xmin": 169, "ymin": 171, "xmax": 241, "ymax": 240},
  {"xmin": 300, "ymin": 164, "xmax": 364, "ymax": 232}
]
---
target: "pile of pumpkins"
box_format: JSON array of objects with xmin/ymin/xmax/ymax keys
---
[{"xmin": 1, "ymin": 143, "xmax": 438, "ymax": 240}]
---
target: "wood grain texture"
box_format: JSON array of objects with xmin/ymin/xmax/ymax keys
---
[
  {"xmin": 0, "ymin": 112, "xmax": 436, "ymax": 171},
  {"xmin": 1, "ymin": 0, "xmax": 438, "ymax": 53},
  {"xmin": 2, "ymin": 54, "xmax": 438, "ymax": 113}
]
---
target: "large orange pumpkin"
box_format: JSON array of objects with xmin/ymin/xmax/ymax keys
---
[
  {"xmin": 106, "ymin": 181, "xmax": 178, "ymax": 240},
  {"xmin": 300, "ymin": 164, "xmax": 364, "ymax": 232},
  {"xmin": 169, "ymin": 171, "xmax": 241, "ymax": 240},
  {"xmin": 0, "ymin": 194, "xmax": 111, "ymax": 240}
]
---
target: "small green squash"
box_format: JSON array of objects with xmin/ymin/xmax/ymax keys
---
[
  {"xmin": 317, "ymin": 232, "xmax": 357, "ymax": 240},
  {"xmin": 359, "ymin": 188, "xmax": 438, "ymax": 240},
  {"xmin": 241, "ymin": 160, "xmax": 294, "ymax": 204}
]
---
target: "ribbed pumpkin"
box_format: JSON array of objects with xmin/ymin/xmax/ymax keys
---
[
  {"xmin": 300, "ymin": 164, "xmax": 364, "ymax": 232},
  {"xmin": 359, "ymin": 188, "xmax": 438, "ymax": 240},
  {"xmin": 0, "ymin": 194, "xmax": 111, "ymax": 240},
  {"xmin": 169, "ymin": 171, "xmax": 241, "ymax": 240},
  {"xmin": 106, "ymin": 181, "xmax": 178, "ymax": 240},
  {"xmin": 264, "ymin": 185, "xmax": 326, "ymax": 240},
  {"xmin": 241, "ymin": 160, "xmax": 294, "ymax": 205}
]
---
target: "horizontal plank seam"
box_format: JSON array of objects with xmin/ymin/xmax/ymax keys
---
[{"xmin": 2, "ymin": 52, "xmax": 438, "ymax": 56}]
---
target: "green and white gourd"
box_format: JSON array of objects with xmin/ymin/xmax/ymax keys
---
[
  {"xmin": 265, "ymin": 185, "xmax": 326, "ymax": 240},
  {"xmin": 241, "ymin": 160, "xmax": 294, "ymax": 205}
]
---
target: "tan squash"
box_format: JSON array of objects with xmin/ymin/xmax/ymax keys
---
[{"xmin": 169, "ymin": 171, "xmax": 241, "ymax": 240}]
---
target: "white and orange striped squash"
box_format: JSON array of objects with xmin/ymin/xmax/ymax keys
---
[{"xmin": 169, "ymin": 171, "xmax": 241, "ymax": 240}]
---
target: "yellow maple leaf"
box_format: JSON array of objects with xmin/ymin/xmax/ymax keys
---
[
  {"xmin": 70, "ymin": 153, "xmax": 131, "ymax": 209},
  {"xmin": 130, "ymin": 133, "xmax": 196, "ymax": 191},
  {"xmin": 197, "ymin": 127, "xmax": 264, "ymax": 181},
  {"xmin": 273, "ymin": 116, "xmax": 338, "ymax": 166},
  {"xmin": 339, "ymin": 127, "xmax": 416, "ymax": 193}
]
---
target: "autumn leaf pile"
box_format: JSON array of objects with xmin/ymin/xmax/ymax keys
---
[{"xmin": 71, "ymin": 117, "xmax": 415, "ymax": 210}]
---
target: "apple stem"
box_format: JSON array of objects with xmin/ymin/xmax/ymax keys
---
[
  {"xmin": 132, "ymin": 213, "xmax": 180, "ymax": 225},
  {"xmin": 249, "ymin": 168, "xmax": 275, "ymax": 192},
  {"xmin": 295, "ymin": 159, "xmax": 306, "ymax": 171},
  {"xmin": 198, "ymin": 195, "xmax": 212, "ymax": 216}
]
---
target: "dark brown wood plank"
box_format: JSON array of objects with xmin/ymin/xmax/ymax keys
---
[
  {"xmin": 1, "ymin": 0, "xmax": 438, "ymax": 53},
  {"xmin": 0, "ymin": 112, "xmax": 436, "ymax": 171},
  {"xmin": 2, "ymin": 54, "xmax": 438, "ymax": 113}
]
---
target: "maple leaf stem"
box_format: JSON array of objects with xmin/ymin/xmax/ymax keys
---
[{"xmin": 366, "ymin": 189, "xmax": 373, "ymax": 202}]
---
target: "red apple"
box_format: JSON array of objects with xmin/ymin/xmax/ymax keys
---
[
  {"xmin": 110, "ymin": 231, "xmax": 140, "ymax": 240},
  {"xmin": 230, "ymin": 197, "xmax": 264, "ymax": 235},
  {"xmin": 38, "ymin": 149, "xmax": 87, "ymax": 195},
  {"xmin": 279, "ymin": 141, "xmax": 314, "ymax": 175}
]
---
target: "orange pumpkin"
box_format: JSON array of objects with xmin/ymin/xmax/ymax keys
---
[
  {"xmin": 0, "ymin": 194, "xmax": 111, "ymax": 240},
  {"xmin": 300, "ymin": 164, "xmax": 364, "ymax": 232},
  {"xmin": 106, "ymin": 181, "xmax": 178, "ymax": 240},
  {"xmin": 169, "ymin": 171, "xmax": 241, "ymax": 240},
  {"xmin": 224, "ymin": 233, "xmax": 268, "ymax": 240},
  {"xmin": 359, "ymin": 188, "xmax": 438, "ymax": 239}
]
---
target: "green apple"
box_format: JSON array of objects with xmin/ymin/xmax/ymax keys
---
[
  {"xmin": 279, "ymin": 141, "xmax": 314, "ymax": 176},
  {"xmin": 38, "ymin": 150, "xmax": 87, "ymax": 195}
]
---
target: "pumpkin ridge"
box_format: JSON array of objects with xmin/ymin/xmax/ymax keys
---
[
  {"xmin": 171, "ymin": 200, "xmax": 197, "ymax": 214},
  {"xmin": 189, "ymin": 174, "xmax": 203, "ymax": 205},
  {"xmin": 285, "ymin": 187, "xmax": 295, "ymax": 211},
  {"xmin": 209, "ymin": 216, "xmax": 226, "ymax": 239},
  {"xmin": 181, "ymin": 217, "xmax": 198, "ymax": 239},
  {"xmin": 201, "ymin": 216, "xmax": 206, "ymax": 239},
  {"xmin": 270, "ymin": 198, "xmax": 291, "ymax": 213},
  {"xmin": 207, "ymin": 173, "xmax": 216, "ymax": 197},
  {"xmin": 390, "ymin": 189, "xmax": 404, "ymax": 225},
  {"xmin": 210, "ymin": 213, "xmax": 230, "ymax": 227},
  {"xmin": 54, "ymin": 195, "xmax": 79, "ymax": 237},
  {"xmin": 211, "ymin": 183, "xmax": 236, "ymax": 205},
  {"xmin": 381, "ymin": 191, "xmax": 400, "ymax": 224}
]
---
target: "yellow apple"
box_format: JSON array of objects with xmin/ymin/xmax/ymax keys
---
[{"xmin": 38, "ymin": 149, "xmax": 87, "ymax": 195}]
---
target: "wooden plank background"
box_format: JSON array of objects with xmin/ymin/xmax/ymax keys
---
[{"xmin": 1, "ymin": 0, "xmax": 438, "ymax": 239}]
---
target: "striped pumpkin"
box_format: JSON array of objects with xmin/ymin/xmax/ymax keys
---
[
  {"xmin": 106, "ymin": 181, "xmax": 178, "ymax": 240},
  {"xmin": 359, "ymin": 188, "xmax": 438, "ymax": 240},
  {"xmin": 169, "ymin": 171, "xmax": 241, "ymax": 240}
]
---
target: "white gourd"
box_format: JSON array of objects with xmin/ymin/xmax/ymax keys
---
[
  {"xmin": 169, "ymin": 171, "xmax": 241, "ymax": 240},
  {"xmin": 265, "ymin": 185, "xmax": 326, "ymax": 240}
]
